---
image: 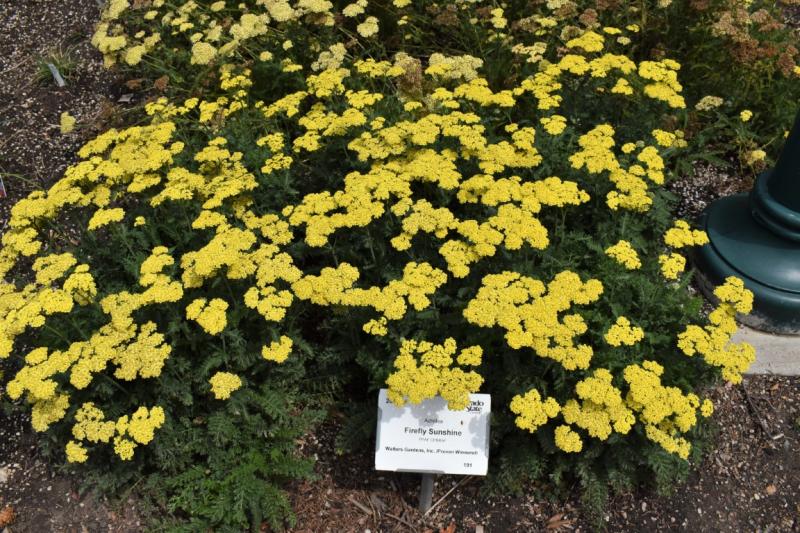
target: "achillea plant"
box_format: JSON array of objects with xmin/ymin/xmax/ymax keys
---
[{"xmin": 1, "ymin": 0, "xmax": 770, "ymax": 528}]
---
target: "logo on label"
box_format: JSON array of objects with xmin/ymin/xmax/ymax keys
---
[{"xmin": 465, "ymin": 400, "xmax": 484, "ymax": 413}]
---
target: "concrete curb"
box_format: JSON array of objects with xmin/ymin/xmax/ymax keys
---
[{"xmin": 735, "ymin": 326, "xmax": 800, "ymax": 376}]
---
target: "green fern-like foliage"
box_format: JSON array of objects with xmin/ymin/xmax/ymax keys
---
[{"xmin": 147, "ymin": 385, "xmax": 322, "ymax": 532}]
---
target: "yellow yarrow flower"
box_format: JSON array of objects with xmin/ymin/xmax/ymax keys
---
[
  {"xmin": 386, "ymin": 339, "xmax": 484, "ymax": 410},
  {"xmin": 623, "ymin": 362, "xmax": 701, "ymax": 459},
  {"xmin": 605, "ymin": 240, "xmax": 641, "ymax": 270},
  {"xmin": 114, "ymin": 437, "xmax": 136, "ymax": 460},
  {"xmin": 540, "ymin": 115, "xmax": 567, "ymax": 135},
  {"xmin": 700, "ymin": 399, "xmax": 714, "ymax": 417},
  {"xmin": 126, "ymin": 406, "xmax": 166, "ymax": 444},
  {"xmin": 509, "ymin": 389, "xmax": 560, "ymax": 432},
  {"xmin": 209, "ymin": 372, "xmax": 242, "ymax": 400},
  {"xmin": 713, "ymin": 276, "xmax": 753, "ymax": 314},
  {"xmin": 664, "ymin": 220, "xmax": 709, "ymax": 248},
  {"xmin": 60, "ymin": 112, "xmax": 76, "ymax": 134},
  {"xmin": 262, "ymin": 336, "xmax": 293, "ymax": 363},
  {"xmin": 464, "ymin": 270, "xmax": 603, "ymax": 370},
  {"xmin": 489, "ymin": 8, "xmax": 507, "ymax": 29},
  {"xmin": 563, "ymin": 369, "xmax": 635, "ymax": 440},
  {"xmin": 65, "ymin": 441, "xmax": 88, "ymax": 463},
  {"xmin": 695, "ymin": 95, "xmax": 723, "ymax": 111},
  {"xmin": 745, "ymin": 149, "xmax": 766, "ymax": 166},
  {"xmin": 191, "ymin": 42, "xmax": 217, "ymax": 65},
  {"xmin": 87, "ymin": 208, "xmax": 125, "ymax": 231},
  {"xmin": 651, "ymin": 129, "xmax": 678, "ymax": 148},
  {"xmin": 659, "ymin": 253, "xmax": 686, "ymax": 280},
  {"xmin": 604, "ymin": 316, "xmax": 644, "ymax": 347},
  {"xmin": 186, "ymin": 298, "xmax": 229, "ymax": 335},
  {"xmin": 566, "ymin": 31, "xmax": 604, "ymax": 53},
  {"xmin": 554, "ymin": 425, "xmax": 583, "ymax": 453},
  {"xmin": 356, "ymin": 16, "xmax": 379, "ymax": 37},
  {"xmin": 363, "ymin": 317, "xmax": 388, "ymax": 336}
]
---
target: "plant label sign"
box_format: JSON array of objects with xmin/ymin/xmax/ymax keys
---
[{"xmin": 374, "ymin": 389, "xmax": 490, "ymax": 476}]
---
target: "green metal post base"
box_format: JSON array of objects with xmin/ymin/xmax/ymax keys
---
[
  {"xmin": 751, "ymin": 169, "xmax": 800, "ymax": 242},
  {"xmin": 694, "ymin": 193, "xmax": 800, "ymax": 335}
]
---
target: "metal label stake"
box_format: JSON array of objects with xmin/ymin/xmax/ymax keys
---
[
  {"xmin": 418, "ymin": 473, "xmax": 435, "ymax": 513},
  {"xmin": 47, "ymin": 63, "xmax": 66, "ymax": 87}
]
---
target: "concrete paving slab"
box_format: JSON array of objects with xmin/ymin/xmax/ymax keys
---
[{"xmin": 734, "ymin": 326, "xmax": 800, "ymax": 376}]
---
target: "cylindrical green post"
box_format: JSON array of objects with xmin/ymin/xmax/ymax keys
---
[
  {"xmin": 750, "ymin": 112, "xmax": 800, "ymax": 241},
  {"xmin": 694, "ymin": 111, "xmax": 800, "ymax": 334}
]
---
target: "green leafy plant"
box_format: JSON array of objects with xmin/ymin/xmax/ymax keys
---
[{"xmin": 34, "ymin": 45, "xmax": 78, "ymax": 85}]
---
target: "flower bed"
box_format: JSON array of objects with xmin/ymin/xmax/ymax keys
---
[{"xmin": 2, "ymin": 0, "xmax": 797, "ymax": 529}]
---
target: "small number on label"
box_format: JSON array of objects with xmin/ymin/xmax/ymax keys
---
[{"xmin": 464, "ymin": 463, "xmax": 472, "ymax": 467}]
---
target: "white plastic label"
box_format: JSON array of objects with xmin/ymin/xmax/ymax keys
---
[{"xmin": 374, "ymin": 389, "xmax": 491, "ymax": 476}]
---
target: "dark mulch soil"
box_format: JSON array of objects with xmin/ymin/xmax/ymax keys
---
[{"xmin": 289, "ymin": 376, "xmax": 799, "ymax": 533}]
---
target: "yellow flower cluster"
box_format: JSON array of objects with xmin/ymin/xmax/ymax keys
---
[
  {"xmin": 677, "ymin": 277, "xmax": 755, "ymax": 383},
  {"xmin": 292, "ymin": 262, "xmax": 447, "ymax": 330},
  {"xmin": 695, "ymin": 95, "xmax": 724, "ymax": 111},
  {"xmin": 464, "ymin": 271, "xmax": 603, "ymax": 370},
  {"xmin": 569, "ymin": 124, "xmax": 661, "ymax": 212},
  {"xmin": 209, "ymin": 371, "xmax": 243, "ymax": 400},
  {"xmin": 562, "ymin": 368, "xmax": 635, "ymax": 441},
  {"xmin": 566, "ymin": 31, "xmax": 605, "ymax": 53},
  {"xmin": 426, "ymin": 53, "xmax": 484, "ymax": 81},
  {"xmin": 658, "ymin": 252, "xmax": 686, "ymax": 280},
  {"xmin": 554, "ymin": 425, "xmax": 583, "ymax": 453},
  {"xmin": 638, "ymin": 60, "xmax": 685, "ymax": 108},
  {"xmin": 657, "ymin": 219, "xmax": 708, "ymax": 280},
  {"xmin": 623, "ymin": 361, "xmax": 703, "ymax": 459},
  {"xmin": 664, "ymin": 220, "xmax": 710, "ymax": 249},
  {"xmin": 262, "ymin": 336, "xmax": 293, "ymax": 363},
  {"xmin": 509, "ymin": 389, "xmax": 560, "ymax": 432},
  {"xmin": 540, "ymin": 115, "xmax": 567, "ymax": 135},
  {"xmin": 386, "ymin": 339, "xmax": 483, "ymax": 410},
  {"xmin": 604, "ymin": 316, "xmax": 644, "ymax": 346},
  {"xmin": 651, "ymin": 129, "xmax": 687, "ymax": 148},
  {"xmin": 356, "ymin": 16, "xmax": 379, "ymax": 38},
  {"xmin": 186, "ymin": 298, "xmax": 229, "ymax": 335},
  {"xmin": 67, "ymin": 403, "xmax": 165, "ymax": 462},
  {"xmin": 605, "ymin": 240, "xmax": 641, "ymax": 269}
]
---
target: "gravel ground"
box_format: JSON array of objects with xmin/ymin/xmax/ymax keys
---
[
  {"xmin": 668, "ymin": 160, "xmax": 753, "ymax": 222},
  {"xmin": 0, "ymin": 0, "xmax": 124, "ymax": 234}
]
